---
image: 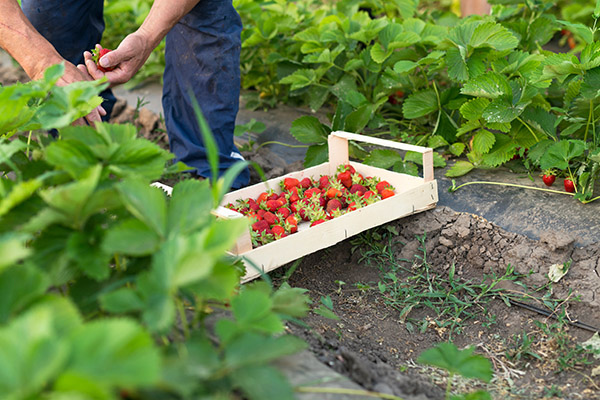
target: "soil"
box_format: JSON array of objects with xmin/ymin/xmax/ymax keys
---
[{"xmin": 2, "ymin": 65, "xmax": 599, "ymax": 400}]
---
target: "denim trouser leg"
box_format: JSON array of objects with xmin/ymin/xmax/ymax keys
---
[
  {"xmin": 21, "ymin": 0, "xmax": 116, "ymax": 119},
  {"xmin": 162, "ymin": 0, "xmax": 250, "ymax": 189}
]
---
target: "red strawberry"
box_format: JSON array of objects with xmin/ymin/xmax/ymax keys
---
[
  {"xmin": 282, "ymin": 177, "xmax": 300, "ymax": 191},
  {"xmin": 285, "ymin": 215, "xmax": 299, "ymax": 233},
  {"xmin": 319, "ymin": 175, "xmax": 330, "ymax": 190},
  {"xmin": 263, "ymin": 211, "xmax": 279, "ymax": 226},
  {"xmin": 271, "ymin": 225, "xmax": 286, "ymax": 238},
  {"xmin": 326, "ymin": 187, "xmax": 343, "ymax": 199},
  {"xmin": 350, "ymin": 184, "xmax": 367, "ymax": 195},
  {"xmin": 564, "ymin": 178, "xmax": 575, "ymax": 193},
  {"xmin": 337, "ymin": 170, "xmax": 352, "ymax": 188},
  {"xmin": 376, "ymin": 180, "xmax": 393, "ymax": 193},
  {"xmin": 256, "ymin": 192, "xmax": 269, "ymax": 204},
  {"xmin": 267, "ymin": 192, "xmax": 279, "ymax": 201},
  {"xmin": 380, "ymin": 189, "xmax": 395, "ymax": 199},
  {"xmin": 265, "ymin": 199, "xmax": 282, "ymax": 212},
  {"xmin": 91, "ymin": 47, "xmax": 114, "ymax": 73},
  {"xmin": 542, "ymin": 174, "xmax": 555, "ymax": 187},
  {"xmin": 277, "ymin": 207, "xmax": 291, "ymax": 219},
  {"xmin": 310, "ymin": 219, "xmax": 326, "ymax": 227},
  {"xmin": 300, "ymin": 177, "xmax": 312, "ymax": 189},
  {"xmin": 252, "ymin": 220, "xmax": 269, "ymax": 232},
  {"xmin": 326, "ymin": 198, "xmax": 342, "ymax": 213}
]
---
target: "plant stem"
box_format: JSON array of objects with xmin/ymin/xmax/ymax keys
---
[
  {"xmin": 584, "ymin": 100, "xmax": 593, "ymax": 143},
  {"xmin": 450, "ymin": 180, "xmax": 575, "ymax": 196},
  {"xmin": 446, "ymin": 372, "xmax": 454, "ymax": 400},
  {"xmin": 516, "ymin": 117, "xmax": 540, "ymax": 142},
  {"xmin": 26, "ymin": 130, "xmax": 32, "ymax": 158},
  {"xmin": 176, "ymin": 297, "xmax": 190, "ymax": 339},
  {"xmin": 296, "ymin": 386, "xmax": 405, "ymax": 400},
  {"xmin": 255, "ymin": 141, "xmax": 309, "ymax": 150}
]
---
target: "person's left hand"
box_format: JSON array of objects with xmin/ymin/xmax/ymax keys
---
[{"xmin": 82, "ymin": 33, "xmax": 153, "ymax": 86}]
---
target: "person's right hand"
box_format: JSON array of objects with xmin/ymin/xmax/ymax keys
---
[{"xmin": 82, "ymin": 33, "xmax": 153, "ymax": 87}]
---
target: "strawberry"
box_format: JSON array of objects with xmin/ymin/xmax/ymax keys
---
[
  {"xmin": 271, "ymin": 225, "xmax": 286, "ymax": 239},
  {"xmin": 326, "ymin": 198, "xmax": 342, "ymax": 213},
  {"xmin": 267, "ymin": 192, "xmax": 279, "ymax": 201},
  {"xmin": 262, "ymin": 211, "xmax": 279, "ymax": 226},
  {"xmin": 282, "ymin": 177, "xmax": 300, "ymax": 191},
  {"xmin": 300, "ymin": 177, "xmax": 312, "ymax": 189},
  {"xmin": 326, "ymin": 187, "xmax": 343, "ymax": 199},
  {"xmin": 310, "ymin": 219, "xmax": 326, "ymax": 227},
  {"xmin": 318, "ymin": 175, "xmax": 330, "ymax": 190},
  {"xmin": 337, "ymin": 170, "xmax": 352, "ymax": 188},
  {"xmin": 91, "ymin": 47, "xmax": 114, "ymax": 73},
  {"xmin": 542, "ymin": 174, "xmax": 555, "ymax": 187},
  {"xmin": 284, "ymin": 215, "xmax": 299, "ymax": 233},
  {"xmin": 350, "ymin": 184, "xmax": 367, "ymax": 195},
  {"xmin": 265, "ymin": 199, "xmax": 282, "ymax": 212},
  {"xmin": 251, "ymin": 220, "xmax": 269, "ymax": 232},
  {"xmin": 376, "ymin": 180, "xmax": 393, "ymax": 194},
  {"xmin": 256, "ymin": 192, "xmax": 269, "ymax": 205},
  {"xmin": 564, "ymin": 178, "xmax": 575, "ymax": 193},
  {"xmin": 277, "ymin": 206, "xmax": 291, "ymax": 219},
  {"xmin": 380, "ymin": 188, "xmax": 395, "ymax": 199}
]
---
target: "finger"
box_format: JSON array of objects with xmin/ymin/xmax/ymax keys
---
[
  {"xmin": 76, "ymin": 64, "xmax": 92, "ymax": 79},
  {"xmin": 84, "ymin": 56, "xmax": 105, "ymax": 80},
  {"xmin": 98, "ymin": 105, "xmax": 107, "ymax": 117}
]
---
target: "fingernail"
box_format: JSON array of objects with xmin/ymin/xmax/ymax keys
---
[{"xmin": 99, "ymin": 57, "xmax": 109, "ymax": 68}]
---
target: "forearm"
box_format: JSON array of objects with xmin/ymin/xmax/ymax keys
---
[
  {"xmin": 0, "ymin": 0, "xmax": 63, "ymax": 78},
  {"xmin": 136, "ymin": 0, "xmax": 202, "ymax": 50}
]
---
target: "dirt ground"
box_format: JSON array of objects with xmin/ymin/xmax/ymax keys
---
[{"xmin": 2, "ymin": 65, "xmax": 600, "ymax": 400}]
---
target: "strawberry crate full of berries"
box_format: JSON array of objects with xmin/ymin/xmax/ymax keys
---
[{"xmin": 216, "ymin": 131, "xmax": 439, "ymax": 282}]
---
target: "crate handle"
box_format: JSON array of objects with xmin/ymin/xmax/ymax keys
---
[{"xmin": 327, "ymin": 131, "xmax": 434, "ymax": 182}]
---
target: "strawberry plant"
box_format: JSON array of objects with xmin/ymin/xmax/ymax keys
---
[{"xmin": 0, "ymin": 67, "xmax": 312, "ymax": 399}]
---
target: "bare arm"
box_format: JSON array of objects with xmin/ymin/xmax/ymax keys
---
[
  {"xmin": 84, "ymin": 0, "xmax": 202, "ymax": 84},
  {"xmin": 0, "ymin": 0, "xmax": 105, "ymax": 122}
]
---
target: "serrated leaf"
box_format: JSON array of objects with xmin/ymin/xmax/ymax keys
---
[
  {"xmin": 447, "ymin": 47, "xmax": 469, "ymax": 82},
  {"xmin": 539, "ymin": 140, "xmax": 586, "ymax": 170},
  {"xmin": 394, "ymin": 60, "xmax": 418, "ymax": 74},
  {"xmin": 448, "ymin": 142, "xmax": 466, "ymax": 157},
  {"xmin": 472, "ymin": 130, "xmax": 496, "ymax": 154},
  {"xmin": 461, "ymin": 73, "xmax": 510, "ymax": 99},
  {"xmin": 482, "ymin": 133, "xmax": 518, "ymax": 167},
  {"xmin": 290, "ymin": 116, "xmax": 329, "ymax": 144},
  {"xmin": 470, "ymin": 22, "xmax": 519, "ymax": 51},
  {"xmin": 344, "ymin": 104, "xmax": 373, "ymax": 133},
  {"xmin": 233, "ymin": 365, "xmax": 296, "ymax": 400},
  {"xmin": 482, "ymin": 99, "xmax": 524, "ymax": 124},
  {"xmin": 418, "ymin": 342, "xmax": 492, "ymax": 382},
  {"xmin": 117, "ymin": 180, "xmax": 167, "ymax": 238},
  {"xmin": 102, "ymin": 219, "xmax": 161, "ymax": 257},
  {"xmin": 100, "ymin": 288, "xmax": 145, "ymax": 314},
  {"xmin": 403, "ymin": 89, "xmax": 438, "ymax": 119},
  {"xmin": 363, "ymin": 149, "xmax": 403, "ymax": 169},
  {"xmin": 279, "ymin": 69, "xmax": 316, "ymax": 91},
  {"xmin": 0, "ymin": 264, "xmax": 48, "ymax": 324},
  {"xmin": 460, "ymin": 98, "xmax": 490, "ymax": 121},
  {"xmin": 303, "ymin": 143, "xmax": 328, "ymax": 168}
]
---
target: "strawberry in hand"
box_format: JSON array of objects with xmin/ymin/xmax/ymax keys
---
[{"xmin": 91, "ymin": 47, "xmax": 114, "ymax": 73}]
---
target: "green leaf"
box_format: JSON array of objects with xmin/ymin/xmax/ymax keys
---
[
  {"xmin": 460, "ymin": 98, "xmax": 490, "ymax": 121},
  {"xmin": 344, "ymin": 105, "xmax": 373, "ymax": 133},
  {"xmin": 448, "ymin": 143, "xmax": 466, "ymax": 157},
  {"xmin": 446, "ymin": 47, "xmax": 469, "ymax": 82},
  {"xmin": 0, "ymin": 179, "xmax": 41, "ymax": 219},
  {"xmin": 0, "ymin": 298, "xmax": 78, "ymax": 398},
  {"xmin": 102, "ymin": 219, "xmax": 161, "ymax": 257},
  {"xmin": 461, "ymin": 73, "xmax": 510, "ymax": 99},
  {"xmin": 0, "ymin": 233, "xmax": 31, "ymax": 271},
  {"xmin": 233, "ymin": 365, "xmax": 296, "ymax": 400},
  {"xmin": 56, "ymin": 319, "xmax": 160, "ymax": 389},
  {"xmin": 472, "ymin": 130, "xmax": 496, "ymax": 154},
  {"xmin": 559, "ymin": 20, "xmax": 594, "ymax": 44},
  {"xmin": 39, "ymin": 165, "xmax": 102, "ymax": 227},
  {"xmin": 290, "ymin": 116, "xmax": 329, "ymax": 144},
  {"xmin": 279, "ymin": 69, "xmax": 316, "ymax": 91},
  {"xmin": 167, "ymin": 179, "xmax": 213, "ymax": 236},
  {"xmin": 44, "ymin": 140, "xmax": 98, "ymax": 179},
  {"xmin": 232, "ymin": 289, "xmax": 283, "ymax": 334},
  {"xmin": 446, "ymin": 161, "xmax": 475, "ymax": 177},
  {"xmin": 363, "ymin": 149, "xmax": 403, "ymax": 169},
  {"xmin": 100, "ymin": 288, "xmax": 145, "ymax": 314},
  {"xmin": 224, "ymin": 333, "xmax": 306, "ymax": 369},
  {"xmin": 66, "ymin": 232, "xmax": 111, "ymax": 281},
  {"xmin": 117, "ymin": 180, "xmax": 167, "ymax": 238},
  {"xmin": 539, "ymin": 140, "xmax": 586, "ymax": 170},
  {"xmin": 482, "ymin": 134, "xmax": 518, "ymax": 167},
  {"xmin": 0, "ymin": 264, "xmax": 48, "ymax": 324},
  {"xmin": 304, "ymin": 144, "xmax": 328, "ymax": 168},
  {"xmin": 470, "ymin": 21, "xmax": 519, "ymax": 51},
  {"xmin": 393, "ymin": 60, "xmax": 418, "ymax": 74},
  {"xmin": 108, "ymin": 139, "xmax": 173, "ymax": 180},
  {"xmin": 403, "ymin": 89, "xmax": 438, "ymax": 119},
  {"xmin": 482, "ymin": 99, "xmax": 524, "ymax": 124},
  {"xmin": 272, "ymin": 285, "xmax": 310, "ymax": 318},
  {"xmin": 417, "ymin": 342, "xmax": 492, "ymax": 382}
]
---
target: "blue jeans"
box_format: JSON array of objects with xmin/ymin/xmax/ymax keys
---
[{"xmin": 22, "ymin": 0, "xmax": 250, "ymax": 189}]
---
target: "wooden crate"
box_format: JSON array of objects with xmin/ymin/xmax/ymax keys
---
[{"xmin": 215, "ymin": 131, "xmax": 439, "ymax": 282}]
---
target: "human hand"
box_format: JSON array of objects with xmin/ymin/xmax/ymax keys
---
[{"xmin": 83, "ymin": 34, "xmax": 153, "ymax": 86}]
